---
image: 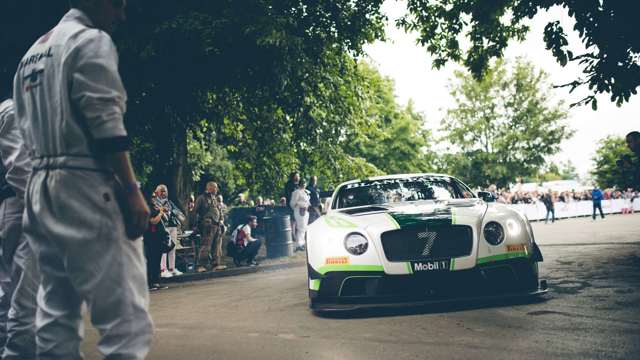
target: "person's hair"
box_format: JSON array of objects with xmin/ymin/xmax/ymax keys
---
[
  {"xmin": 288, "ymin": 171, "xmax": 299, "ymax": 182},
  {"xmin": 626, "ymin": 131, "xmax": 640, "ymax": 140},
  {"xmin": 298, "ymin": 178, "xmax": 307, "ymax": 188},
  {"xmin": 154, "ymin": 184, "xmax": 167, "ymax": 194},
  {"xmin": 246, "ymin": 215, "xmax": 257, "ymax": 223},
  {"xmin": 206, "ymin": 181, "xmax": 217, "ymax": 187}
]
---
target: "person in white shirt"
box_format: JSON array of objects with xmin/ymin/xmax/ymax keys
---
[
  {"xmin": 290, "ymin": 179, "xmax": 311, "ymax": 251},
  {"xmin": 229, "ymin": 216, "xmax": 261, "ymax": 267},
  {"xmin": 12, "ymin": 0, "xmax": 152, "ymax": 358}
]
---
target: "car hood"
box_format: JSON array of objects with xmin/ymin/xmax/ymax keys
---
[{"xmin": 331, "ymin": 199, "xmax": 487, "ymax": 230}]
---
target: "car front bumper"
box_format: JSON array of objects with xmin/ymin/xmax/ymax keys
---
[{"xmin": 309, "ymin": 258, "xmax": 547, "ymax": 311}]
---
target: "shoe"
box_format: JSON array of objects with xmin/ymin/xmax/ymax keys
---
[
  {"xmin": 214, "ymin": 265, "xmax": 227, "ymax": 271},
  {"xmin": 149, "ymin": 283, "xmax": 168, "ymax": 291},
  {"xmin": 171, "ymin": 269, "xmax": 183, "ymax": 276},
  {"xmin": 160, "ymin": 270, "xmax": 173, "ymax": 278},
  {"xmin": 248, "ymin": 260, "xmax": 259, "ymax": 267},
  {"xmin": 196, "ymin": 266, "xmax": 207, "ymax": 273}
]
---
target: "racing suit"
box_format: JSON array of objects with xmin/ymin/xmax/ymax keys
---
[
  {"xmin": 12, "ymin": 9, "xmax": 152, "ymax": 359},
  {"xmin": 0, "ymin": 99, "xmax": 38, "ymax": 360}
]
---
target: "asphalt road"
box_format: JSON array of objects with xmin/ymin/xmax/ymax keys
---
[{"xmin": 83, "ymin": 214, "xmax": 640, "ymax": 359}]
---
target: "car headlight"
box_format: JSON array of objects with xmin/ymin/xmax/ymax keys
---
[
  {"xmin": 506, "ymin": 219, "xmax": 521, "ymax": 237},
  {"xmin": 483, "ymin": 221, "xmax": 505, "ymax": 245},
  {"xmin": 344, "ymin": 233, "xmax": 369, "ymax": 256}
]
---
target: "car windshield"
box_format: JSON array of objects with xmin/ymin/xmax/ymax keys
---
[{"xmin": 333, "ymin": 176, "xmax": 474, "ymax": 209}]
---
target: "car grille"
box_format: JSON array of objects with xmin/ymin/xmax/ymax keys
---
[{"xmin": 381, "ymin": 224, "xmax": 473, "ymax": 261}]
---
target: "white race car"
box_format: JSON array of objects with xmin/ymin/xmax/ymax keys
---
[{"xmin": 306, "ymin": 173, "xmax": 547, "ymax": 311}]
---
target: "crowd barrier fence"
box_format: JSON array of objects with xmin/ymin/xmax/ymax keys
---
[{"xmin": 507, "ymin": 199, "xmax": 639, "ymax": 221}]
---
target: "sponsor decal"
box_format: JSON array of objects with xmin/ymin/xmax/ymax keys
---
[
  {"xmin": 18, "ymin": 47, "xmax": 53, "ymax": 70},
  {"xmin": 325, "ymin": 256, "xmax": 349, "ymax": 265},
  {"xmin": 412, "ymin": 259, "xmax": 450, "ymax": 272},
  {"xmin": 507, "ymin": 244, "xmax": 526, "ymax": 252},
  {"xmin": 23, "ymin": 68, "xmax": 44, "ymax": 92}
]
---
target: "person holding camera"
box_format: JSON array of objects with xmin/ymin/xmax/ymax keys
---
[
  {"xmin": 153, "ymin": 184, "xmax": 185, "ymax": 278},
  {"xmin": 144, "ymin": 191, "xmax": 169, "ymax": 291}
]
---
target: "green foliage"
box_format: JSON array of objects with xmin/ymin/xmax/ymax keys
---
[
  {"xmin": 534, "ymin": 160, "xmax": 579, "ymax": 182},
  {"xmin": 346, "ymin": 64, "xmax": 436, "ymax": 175},
  {"xmin": 442, "ymin": 58, "xmax": 573, "ymax": 187},
  {"xmin": 591, "ymin": 136, "xmax": 636, "ymax": 189},
  {"xmin": 398, "ymin": 0, "xmax": 640, "ymax": 108}
]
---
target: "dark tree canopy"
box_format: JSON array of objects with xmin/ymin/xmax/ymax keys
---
[{"xmin": 399, "ymin": 0, "xmax": 640, "ymax": 109}]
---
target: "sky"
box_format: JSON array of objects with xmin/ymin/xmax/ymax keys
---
[{"xmin": 363, "ymin": 1, "xmax": 638, "ymax": 179}]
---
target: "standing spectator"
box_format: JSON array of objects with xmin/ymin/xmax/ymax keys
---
[
  {"xmin": 194, "ymin": 182, "xmax": 227, "ymax": 272},
  {"xmin": 622, "ymin": 188, "xmax": 634, "ymax": 214},
  {"xmin": 228, "ymin": 216, "xmax": 262, "ymax": 267},
  {"xmin": 290, "ymin": 179, "xmax": 311, "ymax": 251},
  {"xmin": 307, "ymin": 175, "xmax": 322, "ymax": 224},
  {"xmin": 488, "ymin": 184, "xmax": 498, "ymax": 200},
  {"xmin": 217, "ymin": 194, "xmax": 228, "ymax": 214},
  {"xmin": 235, "ymin": 193, "xmax": 248, "ymax": 207},
  {"xmin": 153, "ymin": 185, "xmax": 183, "ymax": 278},
  {"xmin": 542, "ymin": 191, "xmax": 555, "ymax": 224},
  {"xmin": 592, "ymin": 187, "xmax": 605, "ymax": 220},
  {"xmin": 12, "ymin": 2, "xmax": 153, "ymax": 357},
  {"xmin": 186, "ymin": 193, "xmax": 197, "ymax": 229},
  {"xmin": 284, "ymin": 172, "xmax": 300, "ymax": 242},
  {"xmin": 212, "ymin": 193, "xmax": 228, "ymax": 270},
  {"xmin": 144, "ymin": 195, "xmax": 168, "ymax": 291}
]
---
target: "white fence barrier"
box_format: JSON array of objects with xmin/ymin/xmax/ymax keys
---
[{"xmin": 507, "ymin": 199, "xmax": 639, "ymax": 221}]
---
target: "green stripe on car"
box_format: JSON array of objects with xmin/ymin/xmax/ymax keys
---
[
  {"xmin": 387, "ymin": 211, "xmax": 452, "ymax": 228},
  {"xmin": 385, "ymin": 213, "xmax": 400, "ymax": 229},
  {"xmin": 324, "ymin": 215, "xmax": 357, "ymax": 228},
  {"xmin": 309, "ymin": 279, "xmax": 321, "ymax": 291},
  {"xmin": 405, "ymin": 262, "xmax": 413, "ymax": 274},
  {"xmin": 318, "ymin": 264, "xmax": 384, "ymax": 275}
]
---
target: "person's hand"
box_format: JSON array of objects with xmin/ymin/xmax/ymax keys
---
[{"xmin": 127, "ymin": 188, "xmax": 150, "ymax": 238}]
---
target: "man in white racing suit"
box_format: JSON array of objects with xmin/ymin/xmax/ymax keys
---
[
  {"xmin": 0, "ymin": 97, "xmax": 38, "ymax": 360},
  {"xmin": 12, "ymin": 0, "xmax": 153, "ymax": 358}
]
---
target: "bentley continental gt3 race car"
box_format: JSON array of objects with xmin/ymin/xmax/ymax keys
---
[{"xmin": 306, "ymin": 174, "xmax": 547, "ymax": 311}]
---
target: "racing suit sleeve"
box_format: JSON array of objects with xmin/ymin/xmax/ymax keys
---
[
  {"xmin": 68, "ymin": 30, "xmax": 128, "ymax": 153},
  {"xmin": 0, "ymin": 100, "xmax": 31, "ymax": 199}
]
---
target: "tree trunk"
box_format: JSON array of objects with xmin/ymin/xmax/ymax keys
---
[{"xmin": 170, "ymin": 131, "xmax": 192, "ymax": 212}]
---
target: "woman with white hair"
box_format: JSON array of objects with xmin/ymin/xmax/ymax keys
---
[{"xmin": 153, "ymin": 184, "xmax": 184, "ymax": 278}]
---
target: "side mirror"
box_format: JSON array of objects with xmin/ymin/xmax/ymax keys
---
[{"xmin": 477, "ymin": 191, "xmax": 496, "ymax": 203}]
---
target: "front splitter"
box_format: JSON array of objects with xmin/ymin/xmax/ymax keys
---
[{"xmin": 311, "ymin": 279, "xmax": 548, "ymax": 312}]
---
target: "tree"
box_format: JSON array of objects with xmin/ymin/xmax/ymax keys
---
[
  {"xmin": 591, "ymin": 136, "xmax": 637, "ymax": 189},
  {"xmin": 346, "ymin": 64, "xmax": 436, "ymax": 175},
  {"xmin": 398, "ymin": 0, "xmax": 640, "ymax": 109},
  {"xmin": 442, "ymin": 58, "xmax": 573, "ymax": 187},
  {"xmin": 534, "ymin": 160, "xmax": 579, "ymax": 182}
]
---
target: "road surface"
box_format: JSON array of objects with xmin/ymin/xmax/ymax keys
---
[{"xmin": 83, "ymin": 213, "xmax": 640, "ymax": 359}]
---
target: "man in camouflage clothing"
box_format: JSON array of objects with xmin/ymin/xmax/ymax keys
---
[{"xmin": 194, "ymin": 182, "xmax": 227, "ymax": 272}]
